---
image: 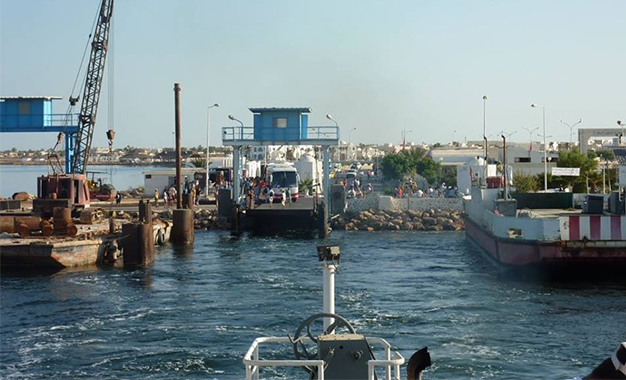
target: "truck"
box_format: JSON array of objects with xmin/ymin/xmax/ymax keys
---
[{"xmin": 266, "ymin": 164, "xmax": 300, "ymax": 202}]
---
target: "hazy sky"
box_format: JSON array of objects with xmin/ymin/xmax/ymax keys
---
[{"xmin": 1, "ymin": 0, "xmax": 625, "ymax": 150}]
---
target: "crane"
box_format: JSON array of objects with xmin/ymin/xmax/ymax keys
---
[
  {"xmin": 33, "ymin": 0, "xmax": 115, "ymax": 216},
  {"xmin": 72, "ymin": 0, "xmax": 115, "ymax": 174}
]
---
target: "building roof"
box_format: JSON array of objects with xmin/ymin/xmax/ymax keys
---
[
  {"xmin": 248, "ymin": 107, "xmax": 311, "ymax": 113},
  {"xmin": 0, "ymin": 96, "xmax": 62, "ymax": 100}
]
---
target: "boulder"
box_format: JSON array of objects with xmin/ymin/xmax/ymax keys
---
[
  {"xmin": 422, "ymin": 217, "xmax": 437, "ymax": 226},
  {"xmin": 413, "ymin": 221, "xmax": 425, "ymax": 231},
  {"xmin": 12, "ymin": 192, "xmax": 34, "ymax": 201}
]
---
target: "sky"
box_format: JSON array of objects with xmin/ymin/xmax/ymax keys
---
[{"xmin": 1, "ymin": 0, "xmax": 625, "ymax": 150}]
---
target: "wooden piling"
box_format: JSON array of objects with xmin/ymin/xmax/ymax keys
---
[{"xmin": 171, "ymin": 209, "xmax": 194, "ymax": 245}]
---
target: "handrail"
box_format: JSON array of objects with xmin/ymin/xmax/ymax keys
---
[
  {"xmin": 222, "ymin": 125, "xmax": 340, "ymax": 142},
  {"xmin": 0, "ymin": 113, "xmax": 80, "ymax": 129},
  {"xmin": 243, "ymin": 336, "xmax": 404, "ymax": 380}
]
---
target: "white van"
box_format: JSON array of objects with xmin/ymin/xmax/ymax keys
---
[{"xmin": 266, "ymin": 164, "xmax": 300, "ymax": 202}]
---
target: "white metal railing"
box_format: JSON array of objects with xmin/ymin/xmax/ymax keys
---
[{"xmin": 243, "ymin": 336, "xmax": 405, "ymax": 380}]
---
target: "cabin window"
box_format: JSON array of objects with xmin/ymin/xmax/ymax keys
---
[
  {"xmin": 145, "ymin": 174, "xmax": 152, "ymax": 179},
  {"xmin": 18, "ymin": 101, "xmax": 31, "ymax": 115},
  {"xmin": 274, "ymin": 117, "xmax": 287, "ymax": 128}
]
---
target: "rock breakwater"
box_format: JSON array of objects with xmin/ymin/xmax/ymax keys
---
[{"xmin": 332, "ymin": 209, "xmax": 464, "ymax": 232}]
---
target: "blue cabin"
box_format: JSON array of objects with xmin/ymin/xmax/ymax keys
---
[
  {"xmin": 0, "ymin": 96, "xmax": 64, "ymax": 131},
  {"xmin": 250, "ymin": 107, "xmax": 310, "ymax": 142}
]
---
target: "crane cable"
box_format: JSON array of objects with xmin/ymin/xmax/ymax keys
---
[
  {"xmin": 64, "ymin": 1, "xmax": 101, "ymax": 120},
  {"xmin": 107, "ymin": 12, "xmax": 115, "ymax": 152},
  {"xmin": 52, "ymin": 1, "xmax": 101, "ymax": 175}
]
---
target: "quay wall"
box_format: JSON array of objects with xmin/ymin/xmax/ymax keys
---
[{"xmin": 346, "ymin": 196, "xmax": 463, "ymax": 213}]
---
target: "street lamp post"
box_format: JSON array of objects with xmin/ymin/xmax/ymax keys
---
[
  {"xmin": 522, "ymin": 126, "xmax": 540, "ymax": 158},
  {"xmin": 531, "ymin": 103, "xmax": 548, "ymax": 191},
  {"xmin": 228, "ymin": 114, "xmax": 244, "ymax": 139},
  {"xmin": 483, "ymin": 95, "xmax": 488, "ymax": 160},
  {"xmin": 401, "ymin": 129, "xmax": 413, "ymax": 150},
  {"xmin": 560, "ymin": 118, "xmax": 582, "ymax": 150},
  {"xmin": 348, "ymin": 127, "xmax": 357, "ymax": 161},
  {"xmin": 205, "ymin": 103, "xmax": 219, "ymax": 196},
  {"xmin": 348, "ymin": 127, "xmax": 356, "ymax": 145},
  {"xmin": 618, "ymin": 120, "xmax": 624, "ymax": 145}
]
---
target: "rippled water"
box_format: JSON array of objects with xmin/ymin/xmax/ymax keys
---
[{"xmin": 2, "ymin": 231, "xmax": 625, "ymax": 379}]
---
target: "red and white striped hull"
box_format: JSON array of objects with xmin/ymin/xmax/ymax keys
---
[
  {"xmin": 560, "ymin": 215, "xmax": 626, "ymax": 241},
  {"xmin": 464, "ymin": 216, "xmax": 626, "ymax": 268}
]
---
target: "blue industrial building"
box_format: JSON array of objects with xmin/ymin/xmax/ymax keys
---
[
  {"xmin": 250, "ymin": 107, "xmax": 310, "ymax": 141},
  {"xmin": 0, "ymin": 96, "xmax": 78, "ymax": 173}
]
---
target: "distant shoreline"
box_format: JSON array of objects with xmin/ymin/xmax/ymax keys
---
[{"xmin": 0, "ymin": 160, "xmax": 173, "ymax": 167}]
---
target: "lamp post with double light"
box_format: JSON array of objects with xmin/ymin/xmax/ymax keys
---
[
  {"xmin": 522, "ymin": 126, "xmax": 540, "ymax": 158},
  {"xmin": 560, "ymin": 118, "xmax": 582, "ymax": 150},
  {"xmin": 531, "ymin": 103, "xmax": 548, "ymax": 191}
]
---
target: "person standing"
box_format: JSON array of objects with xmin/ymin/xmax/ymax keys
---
[
  {"xmin": 268, "ymin": 188, "xmax": 275, "ymax": 208},
  {"xmin": 154, "ymin": 188, "xmax": 160, "ymax": 207},
  {"xmin": 163, "ymin": 188, "xmax": 169, "ymax": 208},
  {"xmin": 169, "ymin": 185, "xmax": 177, "ymax": 207}
]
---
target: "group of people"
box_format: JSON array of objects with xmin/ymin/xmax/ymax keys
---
[
  {"xmin": 242, "ymin": 176, "xmax": 292, "ymax": 209},
  {"xmin": 394, "ymin": 178, "xmax": 457, "ymax": 199},
  {"xmin": 340, "ymin": 178, "xmax": 374, "ymax": 199},
  {"xmin": 153, "ymin": 176, "xmax": 202, "ymax": 208}
]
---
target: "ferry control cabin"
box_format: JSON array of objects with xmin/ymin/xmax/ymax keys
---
[{"xmin": 222, "ymin": 107, "xmax": 339, "ymax": 234}]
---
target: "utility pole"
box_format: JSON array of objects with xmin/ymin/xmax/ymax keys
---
[{"xmin": 174, "ymin": 83, "xmax": 182, "ymax": 209}]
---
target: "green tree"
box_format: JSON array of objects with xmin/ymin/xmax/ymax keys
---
[
  {"xmin": 299, "ymin": 179, "xmax": 313, "ymax": 194},
  {"xmin": 190, "ymin": 157, "xmax": 207, "ymax": 168},
  {"xmin": 380, "ymin": 149, "xmax": 449, "ymax": 186},
  {"xmin": 381, "ymin": 152, "xmax": 413, "ymax": 180},
  {"xmin": 555, "ymin": 150, "xmax": 598, "ymax": 191},
  {"xmin": 514, "ymin": 171, "xmax": 540, "ymax": 193}
]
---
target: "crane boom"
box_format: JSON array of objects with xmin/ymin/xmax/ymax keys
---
[{"xmin": 71, "ymin": 0, "xmax": 114, "ymax": 174}]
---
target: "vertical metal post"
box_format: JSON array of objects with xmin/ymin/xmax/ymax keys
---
[
  {"xmin": 502, "ymin": 134, "xmax": 507, "ymax": 199},
  {"xmin": 233, "ymin": 147, "xmax": 241, "ymax": 202},
  {"xmin": 543, "ymin": 106, "xmax": 547, "ymax": 192},
  {"xmin": 174, "ymin": 83, "xmax": 182, "ymax": 209},
  {"xmin": 323, "ymin": 146, "xmax": 331, "ymax": 219},
  {"xmin": 322, "ymin": 263, "xmax": 336, "ymax": 332},
  {"xmin": 205, "ymin": 107, "xmax": 211, "ymax": 196},
  {"xmin": 64, "ymin": 132, "xmax": 73, "ymax": 174}
]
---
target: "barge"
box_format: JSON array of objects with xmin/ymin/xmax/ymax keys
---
[{"xmin": 463, "ymin": 187, "xmax": 626, "ymax": 271}]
